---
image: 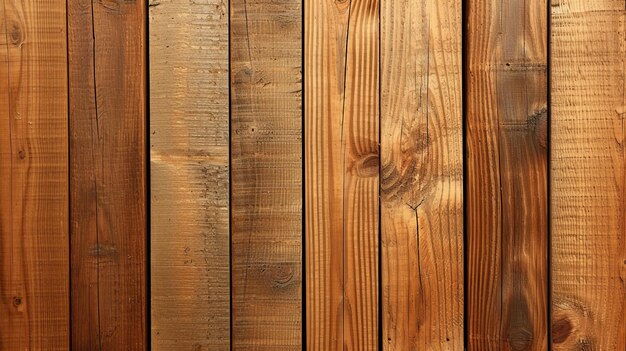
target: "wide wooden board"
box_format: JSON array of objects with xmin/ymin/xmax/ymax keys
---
[
  {"xmin": 380, "ymin": 0, "xmax": 464, "ymax": 348},
  {"xmin": 149, "ymin": 0, "xmax": 231, "ymax": 349},
  {"xmin": 230, "ymin": 0, "xmax": 303, "ymax": 349},
  {"xmin": 550, "ymin": 0, "xmax": 626, "ymax": 349},
  {"xmin": 305, "ymin": 0, "xmax": 379, "ymax": 349},
  {"xmin": 68, "ymin": 0, "xmax": 147, "ymax": 349},
  {"xmin": 466, "ymin": 0, "xmax": 549, "ymax": 349},
  {"xmin": 0, "ymin": 0, "xmax": 69, "ymax": 349}
]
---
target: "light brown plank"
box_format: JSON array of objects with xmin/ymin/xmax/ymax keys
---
[
  {"xmin": 0, "ymin": 0, "xmax": 69, "ymax": 349},
  {"xmin": 68, "ymin": 0, "xmax": 147, "ymax": 349},
  {"xmin": 380, "ymin": 0, "xmax": 464, "ymax": 348},
  {"xmin": 466, "ymin": 0, "xmax": 549, "ymax": 349},
  {"xmin": 305, "ymin": 0, "xmax": 379, "ymax": 349},
  {"xmin": 149, "ymin": 0, "xmax": 230, "ymax": 349},
  {"xmin": 230, "ymin": 0, "xmax": 302, "ymax": 349},
  {"xmin": 551, "ymin": 0, "xmax": 626, "ymax": 349}
]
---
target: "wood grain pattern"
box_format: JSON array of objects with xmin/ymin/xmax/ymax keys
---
[
  {"xmin": 230, "ymin": 0, "xmax": 302, "ymax": 349},
  {"xmin": 466, "ymin": 0, "xmax": 549, "ymax": 349},
  {"xmin": 305, "ymin": 0, "xmax": 379, "ymax": 349},
  {"xmin": 0, "ymin": 0, "xmax": 69, "ymax": 349},
  {"xmin": 68, "ymin": 0, "xmax": 147, "ymax": 349},
  {"xmin": 551, "ymin": 0, "xmax": 626, "ymax": 349},
  {"xmin": 149, "ymin": 0, "xmax": 230, "ymax": 349},
  {"xmin": 380, "ymin": 0, "xmax": 464, "ymax": 348}
]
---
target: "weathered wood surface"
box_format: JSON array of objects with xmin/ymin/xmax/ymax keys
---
[
  {"xmin": 0, "ymin": 0, "xmax": 69, "ymax": 349},
  {"xmin": 305, "ymin": 0, "xmax": 380, "ymax": 349},
  {"xmin": 466, "ymin": 0, "xmax": 549, "ymax": 349},
  {"xmin": 230, "ymin": 0, "xmax": 303, "ymax": 349},
  {"xmin": 149, "ymin": 0, "xmax": 231, "ymax": 349},
  {"xmin": 380, "ymin": 0, "xmax": 464, "ymax": 349},
  {"xmin": 68, "ymin": 0, "xmax": 147, "ymax": 349},
  {"xmin": 551, "ymin": 0, "xmax": 626, "ymax": 349}
]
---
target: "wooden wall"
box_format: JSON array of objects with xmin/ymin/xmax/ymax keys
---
[{"xmin": 0, "ymin": 0, "xmax": 624, "ymax": 350}]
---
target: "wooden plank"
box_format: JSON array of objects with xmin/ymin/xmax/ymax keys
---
[
  {"xmin": 149, "ymin": 0, "xmax": 230, "ymax": 349},
  {"xmin": 305, "ymin": 0, "xmax": 379, "ymax": 349},
  {"xmin": 68, "ymin": 0, "xmax": 147, "ymax": 349},
  {"xmin": 466, "ymin": 0, "xmax": 549, "ymax": 349},
  {"xmin": 0, "ymin": 0, "xmax": 70, "ymax": 349},
  {"xmin": 230, "ymin": 0, "xmax": 302, "ymax": 349},
  {"xmin": 380, "ymin": 0, "xmax": 463, "ymax": 348},
  {"xmin": 551, "ymin": 0, "xmax": 626, "ymax": 349}
]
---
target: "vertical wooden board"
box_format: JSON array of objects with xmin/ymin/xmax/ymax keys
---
[
  {"xmin": 0, "ymin": 0, "xmax": 70, "ymax": 349},
  {"xmin": 68, "ymin": 0, "xmax": 147, "ymax": 349},
  {"xmin": 230, "ymin": 0, "xmax": 302, "ymax": 349},
  {"xmin": 149, "ymin": 0, "xmax": 230, "ymax": 349},
  {"xmin": 380, "ymin": 0, "xmax": 463, "ymax": 349},
  {"xmin": 466, "ymin": 0, "xmax": 549, "ymax": 349},
  {"xmin": 551, "ymin": 0, "xmax": 626, "ymax": 349},
  {"xmin": 305, "ymin": 0, "xmax": 379, "ymax": 349}
]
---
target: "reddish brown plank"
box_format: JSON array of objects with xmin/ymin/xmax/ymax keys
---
[
  {"xmin": 466, "ymin": 0, "xmax": 549, "ymax": 349},
  {"xmin": 305, "ymin": 0, "xmax": 380, "ymax": 349},
  {"xmin": 380, "ymin": 0, "xmax": 464, "ymax": 349},
  {"xmin": 0, "ymin": 0, "xmax": 70, "ymax": 349},
  {"xmin": 68, "ymin": 0, "xmax": 147, "ymax": 349}
]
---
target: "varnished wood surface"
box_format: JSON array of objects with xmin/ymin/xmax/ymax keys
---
[
  {"xmin": 551, "ymin": 0, "xmax": 626, "ymax": 349},
  {"xmin": 466, "ymin": 0, "xmax": 549, "ymax": 349},
  {"xmin": 230, "ymin": 0, "xmax": 303, "ymax": 349},
  {"xmin": 149, "ymin": 0, "xmax": 231, "ymax": 349},
  {"xmin": 0, "ymin": 0, "xmax": 70, "ymax": 349},
  {"xmin": 68, "ymin": 0, "xmax": 147, "ymax": 349},
  {"xmin": 380, "ymin": 0, "xmax": 464, "ymax": 349},
  {"xmin": 305, "ymin": 0, "xmax": 380, "ymax": 349}
]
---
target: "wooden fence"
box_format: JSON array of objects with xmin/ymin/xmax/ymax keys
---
[{"xmin": 0, "ymin": 0, "xmax": 624, "ymax": 350}]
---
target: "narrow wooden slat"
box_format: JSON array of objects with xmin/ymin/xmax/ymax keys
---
[
  {"xmin": 68, "ymin": 0, "xmax": 146, "ymax": 349},
  {"xmin": 466, "ymin": 0, "xmax": 549, "ymax": 349},
  {"xmin": 380, "ymin": 0, "xmax": 463, "ymax": 348},
  {"xmin": 305, "ymin": 0, "xmax": 379, "ymax": 349},
  {"xmin": 551, "ymin": 0, "xmax": 626, "ymax": 349},
  {"xmin": 149, "ymin": 0, "xmax": 230, "ymax": 349},
  {"xmin": 230, "ymin": 0, "xmax": 302, "ymax": 349},
  {"xmin": 0, "ymin": 0, "xmax": 69, "ymax": 349}
]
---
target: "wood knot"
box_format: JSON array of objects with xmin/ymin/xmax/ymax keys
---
[
  {"xmin": 12, "ymin": 296, "xmax": 22, "ymax": 307},
  {"xmin": 552, "ymin": 317, "xmax": 572, "ymax": 344},
  {"xmin": 261, "ymin": 264, "xmax": 297, "ymax": 289},
  {"xmin": 18, "ymin": 150, "xmax": 26, "ymax": 160},
  {"xmin": 507, "ymin": 327, "xmax": 532, "ymax": 350},
  {"xmin": 527, "ymin": 107, "xmax": 548, "ymax": 148},
  {"xmin": 9, "ymin": 23, "xmax": 23, "ymax": 46},
  {"xmin": 349, "ymin": 153, "xmax": 379, "ymax": 178}
]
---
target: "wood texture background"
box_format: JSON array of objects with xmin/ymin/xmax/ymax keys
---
[
  {"xmin": 149, "ymin": 0, "xmax": 230, "ymax": 349},
  {"xmin": 230, "ymin": 0, "xmax": 303, "ymax": 349},
  {"xmin": 466, "ymin": 0, "xmax": 549, "ymax": 349},
  {"xmin": 380, "ymin": 0, "xmax": 464, "ymax": 349},
  {"xmin": 0, "ymin": 0, "xmax": 69, "ymax": 349},
  {"xmin": 0, "ymin": 0, "xmax": 625, "ymax": 350},
  {"xmin": 551, "ymin": 0, "xmax": 626, "ymax": 349},
  {"xmin": 68, "ymin": 0, "xmax": 147, "ymax": 349}
]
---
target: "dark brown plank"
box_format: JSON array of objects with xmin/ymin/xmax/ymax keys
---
[
  {"xmin": 380, "ymin": 0, "xmax": 464, "ymax": 348},
  {"xmin": 551, "ymin": 0, "xmax": 626, "ymax": 349},
  {"xmin": 230, "ymin": 0, "xmax": 303, "ymax": 349},
  {"xmin": 68, "ymin": 0, "xmax": 147, "ymax": 349},
  {"xmin": 466, "ymin": 0, "xmax": 549, "ymax": 349},
  {"xmin": 149, "ymin": 0, "xmax": 231, "ymax": 349},
  {"xmin": 0, "ymin": 0, "xmax": 70, "ymax": 349}
]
